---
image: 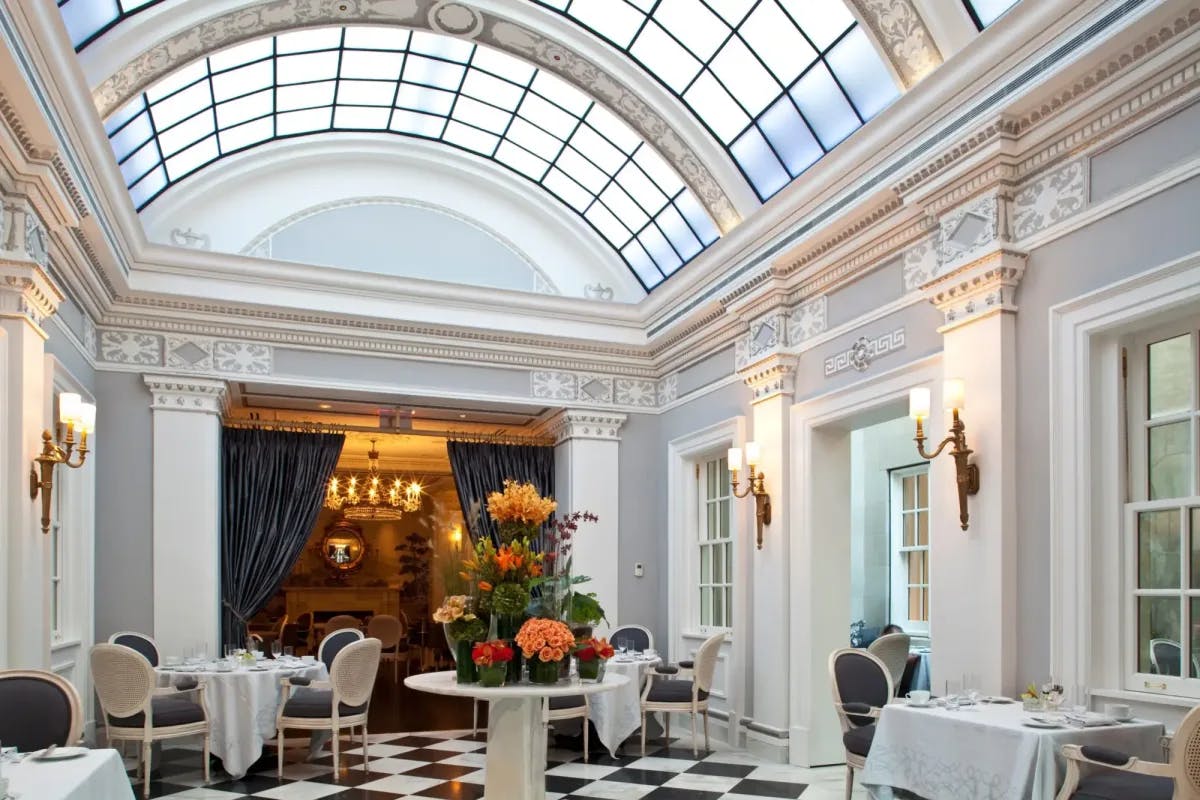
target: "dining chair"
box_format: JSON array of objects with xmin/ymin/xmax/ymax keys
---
[
  {"xmin": 546, "ymin": 695, "xmax": 591, "ymax": 762},
  {"xmin": 326, "ymin": 614, "xmax": 362, "ymax": 634},
  {"xmin": 108, "ymin": 631, "xmax": 160, "ymax": 667},
  {"xmin": 318, "ymin": 627, "xmax": 365, "ymax": 672},
  {"xmin": 641, "ymin": 630, "xmax": 725, "ymax": 757},
  {"xmin": 611, "ymin": 624, "xmax": 654, "ymax": 653},
  {"xmin": 293, "ymin": 611, "xmax": 314, "ymax": 654},
  {"xmin": 91, "ymin": 643, "xmax": 211, "ymax": 798},
  {"xmin": 1055, "ymin": 701, "xmax": 1200, "ymax": 800},
  {"xmin": 867, "ymin": 632, "xmax": 911, "ymax": 693},
  {"xmin": 1150, "ymin": 639, "xmax": 1182, "ymax": 676},
  {"xmin": 367, "ymin": 614, "xmax": 407, "ymax": 681},
  {"xmin": 277, "ymin": 636, "xmax": 382, "ymax": 777},
  {"xmin": 0, "ymin": 669, "xmax": 83, "ymax": 752},
  {"xmin": 829, "ymin": 647, "xmax": 893, "ymax": 800}
]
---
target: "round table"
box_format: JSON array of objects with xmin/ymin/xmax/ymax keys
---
[
  {"xmin": 156, "ymin": 658, "xmax": 327, "ymax": 778},
  {"xmin": 406, "ymin": 670, "xmax": 627, "ymax": 800}
]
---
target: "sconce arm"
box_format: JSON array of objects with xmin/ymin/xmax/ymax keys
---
[{"xmin": 915, "ymin": 434, "xmax": 956, "ymax": 461}]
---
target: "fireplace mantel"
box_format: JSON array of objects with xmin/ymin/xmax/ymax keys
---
[{"xmin": 283, "ymin": 585, "xmax": 400, "ymax": 621}]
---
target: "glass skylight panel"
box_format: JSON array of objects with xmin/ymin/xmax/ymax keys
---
[
  {"xmin": 58, "ymin": 0, "xmax": 165, "ymax": 49},
  {"xmin": 964, "ymin": 0, "xmax": 1020, "ymax": 29},
  {"xmin": 534, "ymin": 0, "xmax": 899, "ymax": 200},
  {"xmin": 104, "ymin": 27, "xmax": 718, "ymax": 290}
]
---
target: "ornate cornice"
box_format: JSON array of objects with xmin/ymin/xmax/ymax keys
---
[
  {"xmin": 143, "ymin": 374, "xmax": 228, "ymax": 415},
  {"xmin": 540, "ymin": 409, "xmax": 627, "ymax": 443},
  {"xmin": 90, "ymin": 0, "xmax": 739, "ymax": 231},
  {"xmin": 922, "ymin": 249, "xmax": 1027, "ymax": 332},
  {"xmin": 738, "ymin": 354, "xmax": 797, "ymax": 404},
  {"xmin": 0, "ymin": 262, "xmax": 64, "ymax": 333}
]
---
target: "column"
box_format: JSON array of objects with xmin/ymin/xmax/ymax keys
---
[
  {"xmin": 545, "ymin": 409, "xmax": 626, "ymax": 638},
  {"xmin": 0, "ymin": 200, "xmax": 64, "ymax": 669},
  {"xmin": 922, "ymin": 249, "xmax": 1024, "ymax": 696},
  {"xmin": 740, "ymin": 356, "xmax": 795, "ymax": 761},
  {"xmin": 144, "ymin": 375, "xmax": 227, "ymax": 658}
]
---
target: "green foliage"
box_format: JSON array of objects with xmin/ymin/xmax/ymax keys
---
[
  {"xmin": 491, "ymin": 581, "xmax": 532, "ymax": 617},
  {"xmin": 569, "ymin": 591, "xmax": 607, "ymax": 625},
  {"xmin": 446, "ymin": 615, "xmax": 486, "ymax": 643}
]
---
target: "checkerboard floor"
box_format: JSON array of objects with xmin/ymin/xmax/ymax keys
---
[{"xmin": 129, "ymin": 729, "xmax": 869, "ymax": 799}]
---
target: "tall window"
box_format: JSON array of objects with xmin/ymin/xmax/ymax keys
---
[
  {"xmin": 698, "ymin": 456, "xmax": 733, "ymax": 630},
  {"xmin": 1126, "ymin": 323, "xmax": 1200, "ymax": 696},
  {"xmin": 890, "ymin": 464, "xmax": 930, "ymax": 633}
]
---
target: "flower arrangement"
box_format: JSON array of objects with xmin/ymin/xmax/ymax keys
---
[
  {"xmin": 487, "ymin": 480, "xmax": 557, "ymax": 543},
  {"xmin": 461, "ymin": 538, "xmax": 544, "ymax": 617},
  {"xmin": 433, "ymin": 595, "xmax": 486, "ymax": 643},
  {"xmin": 516, "ymin": 617, "xmax": 575, "ymax": 684},
  {"xmin": 472, "ymin": 640, "xmax": 515, "ymax": 667},
  {"xmin": 574, "ymin": 637, "xmax": 614, "ymax": 681}
]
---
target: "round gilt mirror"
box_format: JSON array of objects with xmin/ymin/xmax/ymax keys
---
[{"xmin": 321, "ymin": 518, "xmax": 366, "ymax": 576}]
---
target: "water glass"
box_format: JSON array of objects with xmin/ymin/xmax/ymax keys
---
[
  {"xmin": 271, "ymin": 639, "xmax": 282, "ymax": 659},
  {"xmin": 944, "ymin": 679, "xmax": 962, "ymax": 709},
  {"xmin": 284, "ymin": 646, "xmax": 294, "ymax": 658},
  {"xmin": 1072, "ymin": 685, "xmax": 1090, "ymax": 715}
]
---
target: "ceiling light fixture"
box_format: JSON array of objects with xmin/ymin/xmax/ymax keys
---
[{"xmin": 324, "ymin": 439, "xmax": 423, "ymax": 521}]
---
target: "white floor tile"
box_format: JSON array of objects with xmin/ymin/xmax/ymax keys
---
[
  {"xmin": 623, "ymin": 755, "xmax": 698, "ymax": 772},
  {"xmin": 251, "ymin": 780, "xmax": 346, "ymax": 800},
  {"xmin": 569, "ymin": 778, "xmax": 658, "ymax": 799},
  {"xmin": 438, "ymin": 751, "xmax": 488, "ymax": 768},
  {"xmin": 545, "ymin": 761, "xmax": 621, "ymax": 780},
  {"xmin": 426, "ymin": 738, "xmax": 487, "ymax": 752},
  {"xmin": 344, "ymin": 743, "xmax": 414, "ymax": 757},
  {"xmin": 455, "ymin": 768, "xmax": 488, "ymax": 784},
  {"xmin": 662, "ymin": 772, "xmax": 742, "ymax": 792},
  {"xmin": 156, "ymin": 789, "xmax": 247, "ymax": 800},
  {"xmin": 363, "ymin": 756, "xmax": 434, "ymax": 774},
  {"xmin": 356, "ymin": 773, "xmax": 447, "ymax": 795}
]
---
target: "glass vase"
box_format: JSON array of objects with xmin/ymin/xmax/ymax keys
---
[
  {"xmin": 478, "ymin": 664, "xmax": 507, "ymax": 687},
  {"xmin": 455, "ymin": 639, "xmax": 477, "ymax": 684},
  {"xmin": 528, "ymin": 657, "xmax": 560, "ymax": 685},
  {"xmin": 577, "ymin": 657, "xmax": 602, "ymax": 682},
  {"xmin": 497, "ymin": 615, "xmax": 524, "ymax": 684}
]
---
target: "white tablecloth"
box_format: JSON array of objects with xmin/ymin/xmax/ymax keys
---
[
  {"xmin": 4, "ymin": 748, "xmax": 134, "ymax": 800},
  {"xmin": 156, "ymin": 659, "xmax": 327, "ymax": 779},
  {"xmin": 590, "ymin": 656, "xmax": 660, "ymax": 757},
  {"xmin": 862, "ymin": 702, "xmax": 1166, "ymax": 800}
]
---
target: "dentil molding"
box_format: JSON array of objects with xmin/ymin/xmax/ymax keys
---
[
  {"xmin": 739, "ymin": 355, "xmax": 797, "ymax": 404},
  {"xmin": 144, "ymin": 375, "xmax": 229, "ymax": 414},
  {"xmin": 923, "ymin": 250, "xmax": 1027, "ymax": 332},
  {"xmin": 541, "ymin": 409, "xmax": 627, "ymax": 443},
  {"xmin": 0, "ymin": 263, "xmax": 64, "ymax": 332}
]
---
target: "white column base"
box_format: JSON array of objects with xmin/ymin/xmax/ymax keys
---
[{"xmin": 485, "ymin": 696, "xmax": 548, "ymax": 800}]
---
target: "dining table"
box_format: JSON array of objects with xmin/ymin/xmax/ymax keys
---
[
  {"xmin": 590, "ymin": 654, "xmax": 662, "ymax": 756},
  {"xmin": 155, "ymin": 656, "xmax": 327, "ymax": 779},
  {"xmin": 2, "ymin": 747, "xmax": 134, "ymax": 800},
  {"xmin": 861, "ymin": 699, "xmax": 1166, "ymax": 800}
]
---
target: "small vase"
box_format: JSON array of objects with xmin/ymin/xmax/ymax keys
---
[
  {"xmin": 455, "ymin": 640, "xmax": 477, "ymax": 684},
  {"xmin": 478, "ymin": 664, "xmax": 507, "ymax": 687},
  {"xmin": 528, "ymin": 657, "xmax": 560, "ymax": 685},
  {"xmin": 577, "ymin": 657, "xmax": 601, "ymax": 681},
  {"xmin": 497, "ymin": 615, "xmax": 524, "ymax": 684}
]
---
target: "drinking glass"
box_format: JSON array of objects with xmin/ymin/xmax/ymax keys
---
[
  {"xmin": 1072, "ymin": 685, "xmax": 1090, "ymax": 715},
  {"xmin": 284, "ymin": 646, "xmax": 294, "ymax": 658},
  {"xmin": 224, "ymin": 644, "xmax": 234, "ymax": 659},
  {"xmin": 271, "ymin": 639, "xmax": 282, "ymax": 659},
  {"xmin": 944, "ymin": 679, "xmax": 962, "ymax": 709},
  {"xmin": 195, "ymin": 642, "xmax": 208, "ymax": 662}
]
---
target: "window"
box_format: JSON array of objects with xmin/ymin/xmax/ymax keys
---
[
  {"xmin": 698, "ymin": 456, "xmax": 733, "ymax": 630},
  {"xmin": 962, "ymin": 0, "xmax": 1020, "ymax": 30},
  {"xmin": 890, "ymin": 464, "xmax": 930, "ymax": 634},
  {"xmin": 57, "ymin": 0, "xmax": 164, "ymax": 50},
  {"xmin": 1126, "ymin": 323, "xmax": 1200, "ymax": 696}
]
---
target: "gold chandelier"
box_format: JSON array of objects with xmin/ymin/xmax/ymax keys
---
[{"xmin": 324, "ymin": 439, "xmax": 423, "ymax": 521}]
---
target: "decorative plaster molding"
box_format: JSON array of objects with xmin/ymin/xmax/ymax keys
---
[
  {"xmin": 657, "ymin": 373, "xmax": 679, "ymax": 406},
  {"xmin": 922, "ymin": 249, "xmax": 1027, "ymax": 332},
  {"xmin": 0, "ymin": 263, "xmax": 65, "ymax": 330},
  {"xmin": 99, "ymin": 328, "xmax": 273, "ymax": 375},
  {"xmin": 1012, "ymin": 158, "xmax": 1088, "ymax": 240},
  {"xmin": 786, "ymin": 296, "xmax": 828, "ymax": 346},
  {"xmin": 91, "ymin": 0, "xmax": 738, "ymax": 232},
  {"xmin": 101, "ymin": 330, "xmax": 161, "ymax": 365},
  {"xmin": 738, "ymin": 355, "xmax": 796, "ymax": 403},
  {"xmin": 531, "ymin": 369, "xmax": 660, "ymax": 410},
  {"xmin": 143, "ymin": 374, "xmax": 228, "ymax": 414},
  {"xmin": 901, "ymin": 233, "xmax": 938, "ymax": 292},
  {"xmin": 170, "ymin": 228, "xmax": 211, "ymax": 250},
  {"xmin": 824, "ymin": 328, "xmax": 906, "ymax": 377},
  {"xmin": 542, "ymin": 409, "xmax": 627, "ymax": 442},
  {"xmin": 847, "ymin": 0, "xmax": 942, "ymax": 89},
  {"xmin": 938, "ymin": 192, "xmax": 1004, "ymax": 268}
]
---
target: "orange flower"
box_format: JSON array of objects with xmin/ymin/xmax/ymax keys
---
[
  {"xmin": 529, "ymin": 564, "xmax": 542, "ymax": 577},
  {"xmin": 496, "ymin": 546, "xmax": 524, "ymax": 573},
  {"xmin": 478, "ymin": 581, "xmax": 493, "ymax": 592},
  {"xmin": 539, "ymin": 646, "xmax": 555, "ymax": 662}
]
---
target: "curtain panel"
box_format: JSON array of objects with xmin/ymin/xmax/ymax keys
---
[
  {"xmin": 446, "ymin": 441, "xmax": 555, "ymax": 544},
  {"xmin": 220, "ymin": 427, "xmax": 344, "ymax": 646}
]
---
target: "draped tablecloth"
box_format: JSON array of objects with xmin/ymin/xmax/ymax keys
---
[
  {"xmin": 590, "ymin": 656, "xmax": 661, "ymax": 757},
  {"xmin": 156, "ymin": 659, "xmax": 327, "ymax": 779},
  {"xmin": 4, "ymin": 748, "xmax": 134, "ymax": 800},
  {"xmin": 862, "ymin": 702, "xmax": 1165, "ymax": 800}
]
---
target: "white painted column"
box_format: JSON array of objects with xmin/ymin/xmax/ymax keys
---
[
  {"xmin": 545, "ymin": 410, "xmax": 626, "ymax": 638},
  {"xmin": 922, "ymin": 250, "xmax": 1024, "ymax": 697},
  {"xmin": 0, "ymin": 205, "xmax": 64, "ymax": 669},
  {"xmin": 144, "ymin": 375, "xmax": 227, "ymax": 659},
  {"xmin": 740, "ymin": 357, "xmax": 794, "ymax": 761}
]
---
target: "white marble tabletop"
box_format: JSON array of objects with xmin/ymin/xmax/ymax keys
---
[{"xmin": 405, "ymin": 669, "xmax": 627, "ymax": 699}]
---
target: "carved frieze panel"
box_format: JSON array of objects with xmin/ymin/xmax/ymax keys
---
[
  {"xmin": 98, "ymin": 329, "xmax": 273, "ymax": 375},
  {"xmin": 824, "ymin": 328, "xmax": 906, "ymax": 377},
  {"xmin": 1012, "ymin": 158, "xmax": 1087, "ymax": 239}
]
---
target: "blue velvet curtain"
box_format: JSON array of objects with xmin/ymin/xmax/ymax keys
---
[
  {"xmin": 446, "ymin": 441, "xmax": 554, "ymax": 544},
  {"xmin": 220, "ymin": 427, "xmax": 344, "ymax": 646}
]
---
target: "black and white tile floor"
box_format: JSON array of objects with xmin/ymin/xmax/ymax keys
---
[{"xmin": 129, "ymin": 730, "xmax": 868, "ymax": 800}]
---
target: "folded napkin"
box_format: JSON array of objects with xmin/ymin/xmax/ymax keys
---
[{"xmin": 1065, "ymin": 712, "xmax": 1114, "ymax": 727}]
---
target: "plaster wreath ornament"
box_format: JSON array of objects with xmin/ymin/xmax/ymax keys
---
[{"xmin": 516, "ymin": 617, "xmax": 576, "ymax": 685}]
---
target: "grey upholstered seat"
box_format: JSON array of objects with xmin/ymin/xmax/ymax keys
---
[
  {"xmin": 1071, "ymin": 771, "xmax": 1174, "ymax": 800},
  {"xmin": 646, "ymin": 680, "xmax": 709, "ymax": 703},
  {"xmin": 842, "ymin": 725, "xmax": 875, "ymax": 757},
  {"xmin": 110, "ymin": 632, "xmax": 159, "ymax": 667},
  {"xmin": 319, "ymin": 628, "xmax": 364, "ymax": 672},
  {"xmin": 281, "ymin": 688, "xmax": 368, "ymax": 718},
  {"xmin": 549, "ymin": 695, "xmax": 586, "ymax": 710},
  {"xmin": 0, "ymin": 673, "xmax": 80, "ymax": 751},
  {"xmin": 109, "ymin": 694, "xmax": 205, "ymax": 728}
]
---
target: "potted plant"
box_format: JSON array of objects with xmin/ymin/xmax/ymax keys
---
[
  {"xmin": 573, "ymin": 637, "xmax": 614, "ymax": 681},
  {"xmin": 516, "ymin": 618, "xmax": 575, "ymax": 684},
  {"xmin": 473, "ymin": 640, "xmax": 514, "ymax": 687}
]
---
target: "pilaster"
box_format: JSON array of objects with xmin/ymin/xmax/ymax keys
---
[
  {"xmin": 543, "ymin": 409, "xmax": 626, "ymax": 638},
  {"xmin": 144, "ymin": 374, "xmax": 227, "ymax": 657}
]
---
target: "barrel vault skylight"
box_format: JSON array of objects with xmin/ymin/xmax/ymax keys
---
[
  {"xmin": 532, "ymin": 0, "xmax": 900, "ymax": 201},
  {"xmin": 101, "ymin": 26, "xmax": 722, "ymax": 291},
  {"xmin": 57, "ymin": 0, "xmax": 163, "ymax": 50}
]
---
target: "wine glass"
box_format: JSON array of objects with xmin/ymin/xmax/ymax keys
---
[{"xmin": 271, "ymin": 639, "xmax": 282, "ymax": 659}]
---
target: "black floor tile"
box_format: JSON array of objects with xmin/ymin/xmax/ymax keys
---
[
  {"xmin": 686, "ymin": 760, "xmax": 757, "ymax": 778},
  {"xmin": 603, "ymin": 767, "xmax": 679, "ymax": 785},
  {"xmin": 407, "ymin": 779, "xmax": 488, "ymax": 799},
  {"xmin": 728, "ymin": 777, "xmax": 808, "ymax": 797}
]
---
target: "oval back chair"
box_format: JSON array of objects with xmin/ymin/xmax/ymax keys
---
[
  {"xmin": 0, "ymin": 669, "xmax": 82, "ymax": 751},
  {"xmin": 325, "ymin": 614, "xmax": 362, "ymax": 634},
  {"xmin": 829, "ymin": 648, "xmax": 892, "ymax": 800},
  {"xmin": 867, "ymin": 632, "xmax": 911, "ymax": 693},
  {"xmin": 109, "ymin": 631, "xmax": 160, "ymax": 667},
  {"xmin": 611, "ymin": 624, "xmax": 653, "ymax": 653},
  {"xmin": 318, "ymin": 627, "xmax": 365, "ymax": 672},
  {"xmin": 367, "ymin": 614, "xmax": 406, "ymax": 681}
]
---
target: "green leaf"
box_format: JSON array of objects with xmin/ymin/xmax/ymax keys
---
[{"xmin": 569, "ymin": 592, "xmax": 607, "ymax": 625}]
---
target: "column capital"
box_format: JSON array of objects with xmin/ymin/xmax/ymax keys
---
[
  {"xmin": 922, "ymin": 248, "xmax": 1026, "ymax": 333},
  {"xmin": 738, "ymin": 353, "xmax": 797, "ymax": 404},
  {"xmin": 541, "ymin": 408, "xmax": 627, "ymax": 443},
  {"xmin": 0, "ymin": 263, "xmax": 64, "ymax": 335},
  {"xmin": 143, "ymin": 374, "xmax": 228, "ymax": 415}
]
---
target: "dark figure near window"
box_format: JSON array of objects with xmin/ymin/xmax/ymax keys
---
[{"xmin": 881, "ymin": 624, "xmax": 904, "ymax": 635}]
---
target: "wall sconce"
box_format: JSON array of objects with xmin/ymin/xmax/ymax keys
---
[
  {"xmin": 449, "ymin": 525, "xmax": 463, "ymax": 547},
  {"xmin": 727, "ymin": 441, "xmax": 772, "ymax": 550},
  {"xmin": 29, "ymin": 393, "xmax": 95, "ymax": 535},
  {"xmin": 909, "ymin": 380, "xmax": 979, "ymax": 531}
]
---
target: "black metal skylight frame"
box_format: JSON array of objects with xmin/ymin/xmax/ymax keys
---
[
  {"xmin": 962, "ymin": 0, "xmax": 1021, "ymax": 31},
  {"xmin": 531, "ymin": 0, "xmax": 900, "ymax": 202},
  {"xmin": 58, "ymin": 0, "xmax": 166, "ymax": 51},
  {"xmin": 101, "ymin": 26, "xmax": 721, "ymax": 291}
]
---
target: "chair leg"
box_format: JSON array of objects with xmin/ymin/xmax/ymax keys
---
[
  {"xmin": 333, "ymin": 725, "xmax": 340, "ymax": 777},
  {"xmin": 845, "ymin": 766, "xmax": 854, "ymax": 800},
  {"xmin": 691, "ymin": 711, "xmax": 698, "ymax": 758},
  {"xmin": 665, "ymin": 712, "xmax": 670, "ymax": 744},
  {"xmin": 278, "ymin": 726, "xmax": 285, "ymax": 776},
  {"xmin": 142, "ymin": 741, "xmax": 152, "ymax": 799},
  {"xmin": 203, "ymin": 734, "xmax": 211, "ymax": 783},
  {"xmin": 362, "ymin": 725, "xmax": 369, "ymax": 773},
  {"xmin": 584, "ymin": 715, "xmax": 589, "ymax": 763},
  {"xmin": 641, "ymin": 711, "xmax": 647, "ymax": 756},
  {"xmin": 704, "ymin": 711, "xmax": 710, "ymax": 753}
]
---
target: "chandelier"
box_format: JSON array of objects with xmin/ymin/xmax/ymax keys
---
[{"xmin": 325, "ymin": 440, "xmax": 423, "ymax": 521}]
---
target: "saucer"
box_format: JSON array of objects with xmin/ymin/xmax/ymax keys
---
[{"xmin": 906, "ymin": 701, "xmax": 933, "ymax": 708}]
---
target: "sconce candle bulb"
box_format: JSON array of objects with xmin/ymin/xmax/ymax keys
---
[
  {"xmin": 908, "ymin": 387, "xmax": 931, "ymax": 420},
  {"xmin": 943, "ymin": 378, "xmax": 966, "ymax": 411},
  {"xmin": 729, "ymin": 441, "xmax": 771, "ymax": 550},
  {"xmin": 744, "ymin": 441, "xmax": 761, "ymax": 467},
  {"xmin": 726, "ymin": 448, "xmax": 742, "ymax": 471}
]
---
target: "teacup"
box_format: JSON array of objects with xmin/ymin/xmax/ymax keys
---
[
  {"xmin": 906, "ymin": 690, "xmax": 932, "ymax": 706},
  {"xmin": 1105, "ymin": 702, "xmax": 1133, "ymax": 721}
]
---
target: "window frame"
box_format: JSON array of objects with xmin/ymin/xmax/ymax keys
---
[
  {"xmin": 889, "ymin": 462, "xmax": 931, "ymax": 636},
  {"xmin": 696, "ymin": 455, "xmax": 734, "ymax": 634}
]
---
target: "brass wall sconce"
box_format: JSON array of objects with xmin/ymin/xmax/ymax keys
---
[
  {"xmin": 909, "ymin": 380, "xmax": 980, "ymax": 531},
  {"xmin": 30, "ymin": 393, "xmax": 95, "ymax": 535},
  {"xmin": 727, "ymin": 441, "xmax": 772, "ymax": 550}
]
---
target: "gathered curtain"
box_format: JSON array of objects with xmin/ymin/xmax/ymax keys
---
[
  {"xmin": 446, "ymin": 441, "xmax": 554, "ymax": 544},
  {"xmin": 220, "ymin": 427, "xmax": 344, "ymax": 646}
]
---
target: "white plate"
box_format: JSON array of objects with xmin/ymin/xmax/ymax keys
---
[
  {"xmin": 1023, "ymin": 718, "xmax": 1064, "ymax": 728},
  {"xmin": 32, "ymin": 747, "xmax": 89, "ymax": 761}
]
